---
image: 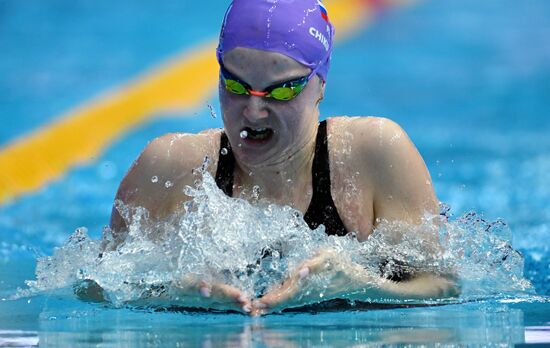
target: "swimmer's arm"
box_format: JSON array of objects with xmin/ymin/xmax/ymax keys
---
[
  {"xmin": 98, "ymin": 132, "xmax": 254, "ymax": 311},
  {"xmin": 356, "ymin": 118, "xmax": 459, "ymax": 294},
  {"xmin": 73, "ymin": 276, "xmax": 252, "ymax": 313},
  {"xmin": 359, "ymin": 117, "xmax": 439, "ymax": 229},
  {"xmin": 106, "ymin": 135, "xmax": 185, "ymax": 250},
  {"xmin": 252, "ymin": 249, "xmax": 459, "ymax": 314},
  {"xmin": 105, "ymin": 132, "xmax": 218, "ymax": 251}
]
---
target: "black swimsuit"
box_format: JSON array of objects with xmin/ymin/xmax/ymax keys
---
[
  {"xmin": 215, "ymin": 120, "xmax": 348, "ymax": 236},
  {"xmin": 215, "ymin": 121, "xmax": 419, "ymax": 283}
]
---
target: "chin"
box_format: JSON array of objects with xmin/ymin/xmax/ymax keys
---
[{"xmin": 232, "ymin": 146, "xmax": 274, "ymax": 168}]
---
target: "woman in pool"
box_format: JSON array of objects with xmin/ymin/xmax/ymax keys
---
[{"xmin": 108, "ymin": 0, "xmax": 459, "ymax": 314}]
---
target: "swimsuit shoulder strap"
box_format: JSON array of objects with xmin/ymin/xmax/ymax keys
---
[
  {"xmin": 215, "ymin": 131, "xmax": 235, "ymax": 196},
  {"xmin": 304, "ymin": 120, "xmax": 348, "ymax": 236}
]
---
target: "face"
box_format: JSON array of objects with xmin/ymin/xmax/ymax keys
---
[{"xmin": 219, "ymin": 47, "xmax": 324, "ymax": 168}]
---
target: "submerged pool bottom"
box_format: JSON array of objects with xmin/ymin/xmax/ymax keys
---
[{"xmin": 1, "ymin": 295, "xmax": 549, "ymax": 347}]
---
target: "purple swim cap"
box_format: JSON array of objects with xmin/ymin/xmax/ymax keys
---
[{"xmin": 217, "ymin": 0, "xmax": 335, "ymax": 82}]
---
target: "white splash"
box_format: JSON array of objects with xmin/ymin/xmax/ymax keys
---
[{"xmin": 17, "ymin": 171, "xmax": 533, "ymax": 311}]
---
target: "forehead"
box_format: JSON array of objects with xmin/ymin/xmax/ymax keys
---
[{"xmin": 223, "ymin": 47, "xmax": 310, "ymax": 87}]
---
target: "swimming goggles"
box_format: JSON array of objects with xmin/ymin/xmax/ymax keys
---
[{"xmin": 219, "ymin": 64, "xmax": 316, "ymax": 101}]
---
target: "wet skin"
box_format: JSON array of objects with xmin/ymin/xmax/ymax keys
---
[{"xmin": 108, "ymin": 48, "xmax": 459, "ymax": 314}]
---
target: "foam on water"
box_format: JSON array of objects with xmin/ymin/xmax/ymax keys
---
[{"xmin": 16, "ymin": 170, "xmax": 534, "ymax": 311}]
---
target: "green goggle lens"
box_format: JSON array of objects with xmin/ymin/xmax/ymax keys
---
[
  {"xmin": 225, "ymin": 79, "xmax": 248, "ymax": 95},
  {"xmin": 270, "ymin": 86, "xmax": 299, "ymax": 101}
]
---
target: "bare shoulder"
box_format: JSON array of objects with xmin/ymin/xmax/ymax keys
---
[
  {"xmin": 328, "ymin": 116, "xmax": 437, "ymax": 224},
  {"xmin": 329, "ymin": 116, "xmax": 419, "ymax": 174},
  {"xmin": 330, "ymin": 116, "xmax": 407, "ymax": 148},
  {"xmin": 115, "ymin": 129, "xmax": 222, "ymax": 219}
]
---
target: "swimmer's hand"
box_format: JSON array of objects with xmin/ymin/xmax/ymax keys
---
[
  {"xmin": 251, "ymin": 249, "xmax": 366, "ymax": 315},
  {"xmin": 377, "ymin": 272, "xmax": 461, "ymax": 300},
  {"xmin": 250, "ymin": 250, "xmax": 461, "ymax": 315},
  {"xmin": 74, "ymin": 278, "xmax": 252, "ymax": 313},
  {"xmin": 173, "ymin": 279, "xmax": 252, "ymax": 314}
]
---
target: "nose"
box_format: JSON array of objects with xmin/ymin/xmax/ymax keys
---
[{"xmin": 243, "ymin": 95, "xmax": 269, "ymax": 122}]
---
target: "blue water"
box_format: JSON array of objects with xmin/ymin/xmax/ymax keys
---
[{"xmin": 1, "ymin": 0, "xmax": 550, "ymax": 346}]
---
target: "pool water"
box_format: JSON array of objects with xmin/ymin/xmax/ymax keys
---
[{"xmin": 1, "ymin": 0, "xmax": 550, "ymax": 346}]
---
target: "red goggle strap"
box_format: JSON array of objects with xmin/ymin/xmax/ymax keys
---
[{"xmin": 249, "ymin": 90, "xmax": 269, "ymax": 97}]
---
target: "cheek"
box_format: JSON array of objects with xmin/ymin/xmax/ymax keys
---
[
  {"xmin": 281, "ymin": 103, "xmax": 316, "ymax": 138},
  {"xmin": 288, "ymin": 88, "xmax": 321, "ymax": 134},
  {"xmin": 287, "ymin": 88, "xmax": 319, "ymax": 122},
  {"xmin": 219, "ymin": 88, "xmax": 241, "ymax": 121}
]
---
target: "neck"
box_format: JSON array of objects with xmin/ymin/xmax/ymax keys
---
[{"xmin": 234, "ymin": 124, "xmax": 318, "ymax": 207}]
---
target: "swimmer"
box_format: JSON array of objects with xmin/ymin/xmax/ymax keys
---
[{"xmin": 106, "ymin": 0, "xmax": 460, "ymax": 315}]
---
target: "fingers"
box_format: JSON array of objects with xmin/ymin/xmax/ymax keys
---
[
  {"xmin": 434, "ymin": 277, "xmax": 461, "ymax": 298},
  {"xmin": 189, "ymin": 250, "xmax": 339, "ymax": 316},
  {"xmin": 198, "ymin": 281, "xmax": 252, "ymax": 313},
  {"xmin": 198, "ymin": 281, "xmax": 212, "ymax": 298},
  {"xmin": 252, "ymin": 264, "xmax": 315, "ymax": 313},
  {"xmin": 298, "ymin": 266, "xmax": 310, "ymax": 279},
  {"xmin": 250, "ymin": 250, "xmax": 339, "ymax": 315},
  {"xmin": 258, "ymin": 281, "xmax": 295, "ymax": 308},
  {"xmin": 251, "ymin": 278, "xmax": 296, "ymax": 314},
  {"xmin": 417, "ymin": 274, "xmax": 461, "ymax": 299},
  {"xmin": 250, "ymin": 300, "xmax": 267, "ymax": 317},
  {"xmin": 211, "ymin": 283, "xmax": 252, "ymax": 312}
]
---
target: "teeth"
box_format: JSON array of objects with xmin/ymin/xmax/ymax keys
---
[{"xmin": 243, "ymin": 127, "xmax": 272, "ymax": 141}]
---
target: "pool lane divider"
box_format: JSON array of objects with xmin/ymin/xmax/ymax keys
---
[{"xmin": 0, "ymin": 0, "xmax": 410, "ymax": 205}]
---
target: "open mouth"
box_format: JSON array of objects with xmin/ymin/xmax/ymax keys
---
[{"xmin": 241, "ymin": 127, "xmax": 274, "ymax": 142}]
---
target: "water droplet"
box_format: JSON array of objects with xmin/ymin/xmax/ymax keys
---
[
  {"xmin": 202, "ymin": 156, "xmax": 210, "ymax": 171},
  {"xmin": 240, "ymin": 130, "xmax": 248, "ymax": 139},
  {"xmin": 183, "ymin": 186, "xmax": 193, "ymax": 196},
  {"xmin": 151, "ymin": 176, "xmax": 159, "ymax": 183},
  {"xmin": 165, "ymin": 181, "xmax": 173, "ymax": 188},
  {"xmin": 207, "ymin": 103, "xmax": 217, "ymax": 118},
  {"xmin": 252, "ymin": 185, "xmax": 261, "ymax": 199},
  {"xmin": 220, "ymin": 148, "xmax": 228, "ymax": 155}
]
